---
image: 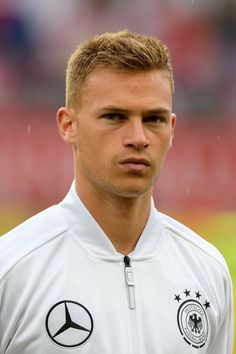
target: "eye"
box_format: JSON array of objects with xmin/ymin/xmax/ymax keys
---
[
  {"xmin": 102, "ymin": 113, "xmax": 126, "ymax": 121},
  {"xmin": 143, "ymin": 115, "xmax": 166, "ymax": 124}
]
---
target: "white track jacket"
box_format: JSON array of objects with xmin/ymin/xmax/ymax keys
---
[{"xmin": 0, "ymin": 183, "xmax": 234, "ymax": 353}]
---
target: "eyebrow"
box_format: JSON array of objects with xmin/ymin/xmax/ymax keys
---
[{"xmin": 97, "ymin": 105, "xmax": 171, "ymax": 115}]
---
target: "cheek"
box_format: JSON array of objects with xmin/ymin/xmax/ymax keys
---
[
  {"xmin": 77, "ymin": 132, "xmax": 108, "ymax": 168},
  {"xmin": 79, "ymin": 126, "xmax": 118, "ymax": 160},
  {"xmin": 153, "ymin": 132, "xmax": 172, "ymax": 152},
  {"xmin": 76, "ymin": 124, "xmax": 97, "ymax": 151}
]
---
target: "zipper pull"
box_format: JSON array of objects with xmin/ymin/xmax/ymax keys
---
[{"xmin": 124, "ymin": 256, "xmax": 136, "ymax": 309}]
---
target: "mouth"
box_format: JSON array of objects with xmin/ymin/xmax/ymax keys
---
[
  {"xmin": 120, "ymin": 158, "xmax": 151, "ymax": 166},
  {"xmin": 119, "ymin": 157, "xmax": 151, "ymax": 171}
]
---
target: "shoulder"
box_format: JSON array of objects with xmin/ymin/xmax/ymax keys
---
[
  {"xmin": 0, "ymin": 205, "xmax": 68, "ymax": 283},
  {"xmin": 158, "ymin": 211, "xmax": 233, "ymax": 326},
  {"xmin": 159, "ymin": 211, "xmax": 229, "ymax": 274}
]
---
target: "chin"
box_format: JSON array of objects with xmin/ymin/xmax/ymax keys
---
[
  {"xmin": 111, "ymin": 184, "xmax": 152, "ymax": 199},
  {"xmin": 95, "ymin": 176, "xmax": 156, "ymax": 199}
]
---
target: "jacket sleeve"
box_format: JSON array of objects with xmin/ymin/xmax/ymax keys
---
[{"xmin": 208, "ymin": 272, "xmax": 234, "ymax": 354}]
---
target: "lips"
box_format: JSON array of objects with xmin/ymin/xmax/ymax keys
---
[{"xmin": 119, "ymin": 157, "xmax": 151, "ymax": 166}]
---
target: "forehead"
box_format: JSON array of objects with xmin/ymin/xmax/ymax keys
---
[{"xmin": 80, "ymin": 68, "xmax": 173, "ymax": 111}]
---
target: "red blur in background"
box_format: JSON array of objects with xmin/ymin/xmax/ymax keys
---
[{"xmin": 0, "ymin": 0, "xmax": 235, "ymax": 212}]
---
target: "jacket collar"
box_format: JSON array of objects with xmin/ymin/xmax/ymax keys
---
[{"xmin": 59, "ymin": 182, "xmax": 164, "ymax": 260}]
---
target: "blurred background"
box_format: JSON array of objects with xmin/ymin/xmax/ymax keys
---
[{"xmin": 0, "ymin": 0, "xmax": 235, "ymax": 349}]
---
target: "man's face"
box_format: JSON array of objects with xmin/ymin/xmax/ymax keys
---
[{"xmin": 69, "ymin": 68, "xmax": 176, "ymax": 198}]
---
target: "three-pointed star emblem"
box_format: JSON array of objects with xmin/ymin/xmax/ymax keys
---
[
  {"xmin": 45, "ymin": 300, "xmax": 93, "ymax": 348},
  {"xmin": 53, "ymin": 302, "xmax": 90, "ymax": 338}
]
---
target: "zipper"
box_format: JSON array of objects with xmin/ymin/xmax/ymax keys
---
[
  {"xmin": 124, "ymin": 256, "xmax": 136, "ymax": 309},
  {"xmin": 123, "ymin": 256, "xmax": 139, "ymax": 354}
]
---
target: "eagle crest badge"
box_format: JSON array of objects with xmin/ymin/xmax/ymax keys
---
[{"xmin": 174, "ymin": 289, "xmax": 210, "ymax": 348}]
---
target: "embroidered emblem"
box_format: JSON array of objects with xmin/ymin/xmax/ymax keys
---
[{"xmin": 174, "ymin": 289, "xmax": 210, "ymax": 348}]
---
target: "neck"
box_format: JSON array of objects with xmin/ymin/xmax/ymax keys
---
[{"xmin": 75, "ymin": 180, "xmax": 152, "ymax": 255}]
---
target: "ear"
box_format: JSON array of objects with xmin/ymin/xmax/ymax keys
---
[
  {"xmin": 56, "ymin": 107, "xmax": 77, "ymax": 145},
  {"xmin": 169, "ymin": 113, "xmax": 176, "ymax": 148}
]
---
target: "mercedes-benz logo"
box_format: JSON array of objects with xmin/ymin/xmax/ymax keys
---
[{"xmin": 45, "ymin": 300, "xmax": 93, "ymax": 348}]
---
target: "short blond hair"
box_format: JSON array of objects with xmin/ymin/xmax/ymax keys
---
[{"xmin": 66, "ymin": 30, "xmax": 174, "ymax": 108}]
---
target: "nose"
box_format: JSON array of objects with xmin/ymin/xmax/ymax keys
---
[{"xmin": 123, "ymin": 119, "xmax": 150, "ymax": 150}]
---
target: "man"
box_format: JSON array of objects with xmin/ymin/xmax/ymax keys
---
[{"xmin": 0, "ymin": 30, "xmax": 234, "ymax": 353}]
